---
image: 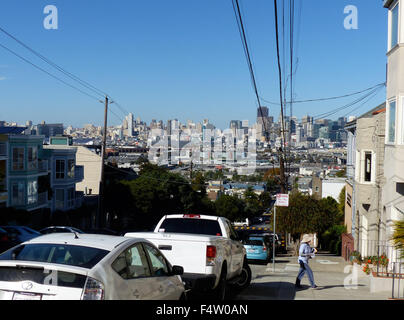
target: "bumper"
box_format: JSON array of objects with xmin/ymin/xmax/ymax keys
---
[
  {"xmin": 181, "ymin": 273, "xmax": 217, "ymax": 292},
  {"xmin": 246, "ymin": 252, "xmax": 269, "ymax": 261}
]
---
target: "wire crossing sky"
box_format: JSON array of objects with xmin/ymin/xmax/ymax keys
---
[{"xmin": 0, "ymin": 0, "xmax": 387, "ymax": 129}]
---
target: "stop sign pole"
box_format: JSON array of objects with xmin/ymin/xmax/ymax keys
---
[{"xmin": 273, "ymin": 193, "xmax": 289, "ymax": 272}]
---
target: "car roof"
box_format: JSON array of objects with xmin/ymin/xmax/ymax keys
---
[
  {"xmin": 21, "ymin": 233, "xmax": 135, "ymax": 251},
  {"xmin": 164, "ymin": 214, "xmax": 221, "ymax": 221}
]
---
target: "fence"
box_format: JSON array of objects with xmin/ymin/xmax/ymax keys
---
[
  {"xmin": 391, "ymin": 261, "xmax": 404, "ymax": 300},
  {"xmin": 354, "ymin": 239, "xmax": 402, "ymax": 277}
]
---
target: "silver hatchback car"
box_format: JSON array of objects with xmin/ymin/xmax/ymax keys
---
[{"xmin": 0, "ymin": 233, "xmax": 185, "ymax": 300}]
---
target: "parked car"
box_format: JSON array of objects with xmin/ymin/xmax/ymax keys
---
[
  {"xmin": 0, "ymin": 227, "xmax": 16, "ymax": 254},
  {"xmin": 39, "ymin": 226, "xmax": 85, "ymax": 234},
  {"xmin": 125, "ymin": 214, "xmax": 252, "ymax": 300},
  {"xmin": 0, "ymin": 233, "xmax": 186, "ymax": 300},
  {"xmin": 0, "ymin": 226, "xmax": 41, "ymax": 245},
  {"xmin": 83, "ymin": 228, "xmax": 118, "ymax": 236},
  {"xmin": 233, "ymin": 218, "xmax": 250, "ymax": 227},
  {"xmin": 243, "ymin": 234, "xmax": 273, "ymax": 263}
]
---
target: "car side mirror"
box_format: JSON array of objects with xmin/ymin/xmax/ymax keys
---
[{"xmin": 171, "ymin": 265, "xmax": 184, "ymax": 276}]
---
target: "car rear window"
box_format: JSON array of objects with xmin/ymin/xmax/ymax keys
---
[
  {"xmin": 0, "ymin": 266, "xmax": 87, "ymax": 288},
  {"xmin": 159, "ymin": 218, "xmax": 222, "ymax": 236},
  {"xmin": 244, "ymin": 240, "xmax": 263, "ymax": 246},
  {"xmin": 0, "ymin": 244, "xmax": 109, "ymax": 269}
]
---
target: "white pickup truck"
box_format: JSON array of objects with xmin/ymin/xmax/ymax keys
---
[{"xmin": 125, "ymin": 214, "xmax": 251, "ymax": 299}]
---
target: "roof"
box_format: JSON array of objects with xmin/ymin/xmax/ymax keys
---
[
  {"xmin": 344, "ymin": 102, "xmax": 386, "ymax": 130},
  {"xmin": 25, "ymin": 233, "xmax": 132, "ymax": 251},
  {"xmin": 357, "ymin": 102, "xmax": 386, "ymax": 119},
  {"xmin": 0, "ymin": 127, "xmax": 27, "ymax": 134}
]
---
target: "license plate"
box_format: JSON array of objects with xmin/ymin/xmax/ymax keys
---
[
  {"xmin": 13, "ymin": 292, "xmax": 42, "ymax": 300},
  {"xmin": 248, "ymin": 249, "xmax": 256, "ymax": 253}
]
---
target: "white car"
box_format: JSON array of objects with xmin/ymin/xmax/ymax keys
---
[{"xmin": 0, "ymin": 233, "xmax": 185, "ymax": 300}]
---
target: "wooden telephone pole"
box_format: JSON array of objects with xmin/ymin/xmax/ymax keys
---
[{"xmin": 97, "ymin": 96, "xmax": 109, "ymax": 229}]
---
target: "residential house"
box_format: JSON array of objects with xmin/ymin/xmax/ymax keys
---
[
  {"xmin": 4, "ymin": 130, "xmax": 50, "ymax": 212},
  {"xmin": 43, "ymin": 136, "xmax": 84, "ymax": 212},
  {"xmin": 383, "ymin": 0, "xmax": 404, "ymax": 262},
  {"xmin": 352, "ymin": 104, "xmax": 386, "ymax": 257}
]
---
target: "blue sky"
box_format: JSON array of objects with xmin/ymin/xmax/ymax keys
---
[{"xmin": 0, "ymin": 0, "xmax": 388, "ymax": 129}]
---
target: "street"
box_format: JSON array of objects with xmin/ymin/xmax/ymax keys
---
[{"xmin": 231, "ymin": 253, "xmax": 391, "ymax": 300}]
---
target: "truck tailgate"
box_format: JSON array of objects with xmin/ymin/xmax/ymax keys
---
[{"xmin": 125, "ymin": 232, "xmax": 216, "ymax": 274}]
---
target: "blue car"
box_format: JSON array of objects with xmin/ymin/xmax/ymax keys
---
[{"xmin": 243, "ymin": 235, "xmax": 272, "ymax": 263}]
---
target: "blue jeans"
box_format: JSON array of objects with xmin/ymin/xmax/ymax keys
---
[{"xmin": 297, "ymin": 260, "xmax": 316, "ymax": 287}]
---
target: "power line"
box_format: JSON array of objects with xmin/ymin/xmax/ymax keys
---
[
  {"xmin": 260, "ymin": 82, "xmax": 385, "ymax": 105},
  {"xmin": 0, "ymin": 25, "xmax": 107, "ymax": 99},
  {"xmin": 0, "ymin": 42, "xmax": 103, "ymax": 102},
  {"xmin": 0, "ymin": 25, "xmax": 132, "ymax": 120},
  {"xmin": 231, "ymin": 0, "xmax": 269, "ymax": 141}
]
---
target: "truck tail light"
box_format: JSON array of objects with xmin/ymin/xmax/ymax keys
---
[
  {"xmin": 262, "ymin": 246, "xmax": 267, "ymax": 251},
  {"xmin": 183, "ymin": 214, "xmax": 200, "ymax": 218},
  {"xmin": 81, "ymin": 277, "xmax": 104, "ymax": 300},
  {"xmin": 206, "ymin": 245, "xmax": 217, "ymax": 266},
  {"xmin": 206, "ymin": 245, "xmax": 217, "ymax": 258}
]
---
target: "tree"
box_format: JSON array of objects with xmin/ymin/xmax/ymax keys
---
[
  {"xmin": 215, "ymin": 194, "xmax": 245, "ymax": 222},
  {"xmin": 275, "ymin": 191, "xmax": 319, "ymax": 238},
  {"xmin": 392, "ymin": 220, "xmax": 404, "ymax": 259}
]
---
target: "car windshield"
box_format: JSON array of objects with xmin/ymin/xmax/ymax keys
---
[
  {"xmin": 244, "ymin": 240, "xmax": 263, "ymax": 246},
  {"xmin": 159, "ymin": 218, "xmax": 222, "ymax": 236},
  {"xmin": 0, "ymin": 244, "xmax": 109, "ymax": 269}
]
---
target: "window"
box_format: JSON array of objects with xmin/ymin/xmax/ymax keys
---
[
  {"xmin": 0, "ymin": 244, "xmax": 109, "ymax": 269},
  {"xmin": 388, "ymin": 100, "xmax": 396, "ymax": 143},
  {"xmin": 28, "ymin": 147, "xmax": 38, "ymax": 170},
  {"xmin": 364, "ymin": 152, "xmax": 372, "ymax": 182},
  {"xmin": 112, "ymin": 244, "xmax": 151, "ymax": 279},
  {"xmin": 67, "ymin": 159, "xmax": 75, "ymax": 179},
  {"xmin": 12, "ymin": 147, "xmax": 24, "ymax": 171},
  {"xmin": 391, "ymin": 3, "xmax": 399, "ymax": 49},
  {"xmin": 56, "ymin": 160, "xmax": 65, "ymax": 179},
  {"xmin": 159, "ymin": 218, "xmax": 222, "ymax": 236},
  {"xmin": 55, "ymin": 189, "xmax": 64, "ymax": 210},
  {"xmin": 11, "ymin": 181, "xmax": 24, "ymax": 206},
  {"xmin": 143, "ymin": 244, "xmax": 170, "ymax": 277},
  {"xmin": 27, "ymin": 180, "xmax": 38, "ymax": 205}
]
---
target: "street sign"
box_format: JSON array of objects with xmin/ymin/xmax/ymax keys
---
[{"xmin": 276, "ymin": 193, "xmax": 289, "ymax": 207}]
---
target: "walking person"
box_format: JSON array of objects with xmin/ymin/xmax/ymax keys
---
[{"xmin": 295, "ymin": 234, "xmax": 318, "ymax": 289}]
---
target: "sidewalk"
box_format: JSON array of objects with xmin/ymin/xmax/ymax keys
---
[{"xmin": 236, "ymin": 253, "xmax": 392, "ymax": 300}]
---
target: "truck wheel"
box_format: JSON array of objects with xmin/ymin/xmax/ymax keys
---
[
  {"xmin": 213, "ymin": 267, "xmax": 227, "ymax": 300},
  {"xmin": 234, "ymin": 259, "xmax": 251, "ymax": 290}
]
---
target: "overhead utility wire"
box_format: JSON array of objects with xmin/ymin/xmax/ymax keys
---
[
  {"xmin": 0, "ymin": 25, "xmax": 106, "ymax": 99},
  {"xmin": 260, "ymin": 82, "xmax": 386, "ymax": 105},
  {"xmin": 0, "ymin": 25, "xmax": 131, "ymax": 118},
  {"xmin": 0, "ymin": 42, "xmax": 102, "ymax": 102},
  {"xmin": 231, "ymin": 0, "xmax": 269, "ymax": 141},
  {"xmin": 273, "ymin": 0, "xmax": 287, "ymax": 150}
]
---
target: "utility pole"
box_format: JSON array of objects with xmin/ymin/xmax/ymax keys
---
[{"xmin": 97, "ymin": 95, "xmax": 109, "ymax": 229}]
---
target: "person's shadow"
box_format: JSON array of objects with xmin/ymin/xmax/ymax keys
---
[{"xmin": 295, "ymin": 284, "xmax": 365, "ymax": 291}]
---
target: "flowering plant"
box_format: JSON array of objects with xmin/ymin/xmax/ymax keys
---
[{"xmin": 363, "ymin": 263, "xmax": 371, "ymax": 275}]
